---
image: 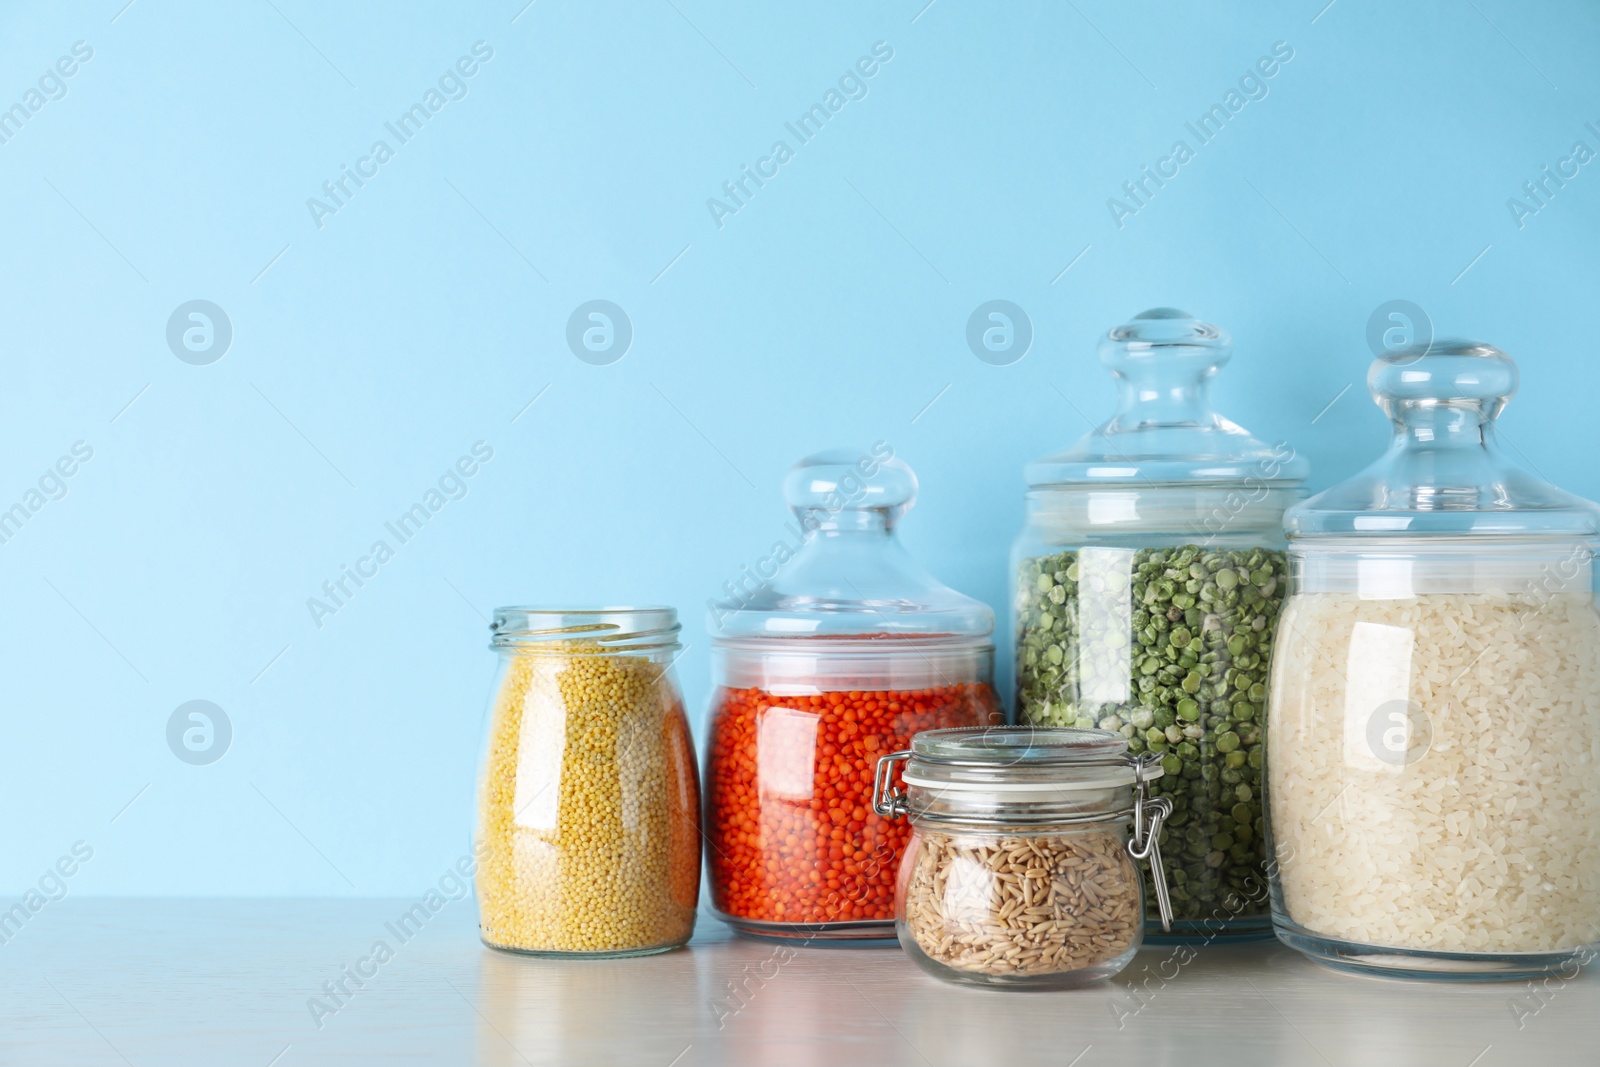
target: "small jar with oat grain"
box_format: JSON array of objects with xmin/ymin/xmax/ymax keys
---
[
  {"xmin": 873, "ymin": 727, "xmax": 1173, "ymax": 988},
  {"xmin": 475, "ymin": 607, "xmax": 700, "ymax": 957}
]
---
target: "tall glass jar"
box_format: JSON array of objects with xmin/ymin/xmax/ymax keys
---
[
  {"xmin": 1267, "ymin": 340, "xmax": 1600, "ymax": 980},
  {"xmin": 704, "ymin": 447, "xmax": 1001, "ymax": 942},
  {"xmin": 872, "ymin": 727, "xmax": 1175, "ymax": 989},
  {"xmin": 1012, "ymin": 308, "xmax": 1307, "ymax": 940},
  {"xmin": 475, "ymin": 607, "xmax": 701, "ymax": 957}
]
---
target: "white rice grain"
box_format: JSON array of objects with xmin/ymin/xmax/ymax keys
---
[{"xmin": 1268, "ymin": 591, "xmax": 1600, "ymax": 953}]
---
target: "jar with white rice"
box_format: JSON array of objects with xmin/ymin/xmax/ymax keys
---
[{"xmin": 1266, "ymin": 340, "xmax": 1600, "ymax": 980}]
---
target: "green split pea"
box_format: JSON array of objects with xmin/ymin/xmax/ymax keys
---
[{"xmin": 1014, "ymin": 544, "xmax": 1286, "ymax": 927}]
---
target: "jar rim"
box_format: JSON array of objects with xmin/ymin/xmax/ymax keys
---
[{"xmin": 490, "ymin": 606, "xmax": 681, "ymax": 651}]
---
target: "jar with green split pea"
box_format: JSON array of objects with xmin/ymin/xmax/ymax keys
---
[
  {"xmin": 475, "ymin": 607, "xmax": 701, "ymax": 957},
  {"xmin": 1010, "ymin": 308, "xmax": 1308, "ymax": 940}
]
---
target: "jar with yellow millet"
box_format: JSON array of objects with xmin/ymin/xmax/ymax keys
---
[{"xmin": 475, "ymin": 607, "xmax": 700, "ymax": 957}]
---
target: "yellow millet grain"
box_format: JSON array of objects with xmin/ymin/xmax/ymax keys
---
[{"xmin": 476, "ymin": 645, "xmax": 700, "ymax": 953}]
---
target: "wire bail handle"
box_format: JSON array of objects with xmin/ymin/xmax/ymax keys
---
[
  {"xmin": 872, "ymin": 750, "xmax": 912, "ymax": 819},
  {"xmin": 1126, "ymin": 751, "xmax": 1174, "ymax": 932}
]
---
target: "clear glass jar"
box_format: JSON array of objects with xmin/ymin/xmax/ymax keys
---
[
  {"xmin": 1267, "ymin": 340, "xmax": 1600, "ymax": 980},
  {"xmin": 873, "ymin": 726, "xmax": 1174, "ymax": 988},
  {"xmin": 704, "ymin": 448, "xmax": 1001, "ymax": 942},
  {"xmin": 475, "ymin": 607, "xmax": 701, "ymax": 957},
  {"xmin": 1011, "ymin": 308, "xmax": 1307, "ymax": 940}
]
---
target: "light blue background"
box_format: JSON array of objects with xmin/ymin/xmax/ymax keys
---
[{"xmin": 3, "ymin": 0, "xmax": 1597, "ymax": 895}]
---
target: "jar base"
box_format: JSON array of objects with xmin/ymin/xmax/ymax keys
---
[
  {"xmin": 900, "ymin": 931, "xmax": 1138, "ymax": 989},
  {"xmin": 1274, "ymin": 918, "xmax": 1591, "ymax": 982},
  {"xmin": 1143, "ymin": 915, "xmax": 1274, "ymax": 945},
  {"xmin": 479, "ymin": 934, "xmax": 691, "ymax": 959},
  {"xmin": 712, "ymin": 911, "xmax": 897, "ymax": 946}
]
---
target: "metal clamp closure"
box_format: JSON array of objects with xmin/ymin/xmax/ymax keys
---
[
  {"xmin": 1126, "ymin": 752, "xmax": 1174, "ymax": 932},
  {"xmin": 871, "ymin": 750, "xmax": 912, "ymax": 819}
]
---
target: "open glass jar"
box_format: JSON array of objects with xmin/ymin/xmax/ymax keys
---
[
  {"xmin": 1267, "ymin": 341, "xmax": 1600, "ymax": 980},
  {"xmin": 475, "ymin": 608, "xmax": 701, "ymax": 957},
  {"xmin": 704, "ymin": 447, "xmax": 1001, "ymax": 942},
  {"xmin": 873, "ymin": 726, "xmax": 1172, "ymax": 988},
  {"xmin": 1012, "ymin": 309, "xmax": 1307, "ymax": 939}
]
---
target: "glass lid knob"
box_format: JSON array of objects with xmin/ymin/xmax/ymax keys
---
[
  {"xmin": 1369, "ymin": 339, "xmax": 1518, "ymax": 425},
  {"xmin": 783, "ymin": 447, "xmax": 916, "ymax": 526}
]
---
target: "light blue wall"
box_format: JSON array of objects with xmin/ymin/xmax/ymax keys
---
[{"xmin": 3, "ymin": 0, "xmax": 1597, "ymax": 894}]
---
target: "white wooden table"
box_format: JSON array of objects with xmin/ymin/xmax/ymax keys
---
[{"xmin": 2, "ymin": 900, "xmax": 1593, "ymax": 1065}]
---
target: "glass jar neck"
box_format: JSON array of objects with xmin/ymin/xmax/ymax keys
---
[
  {"xmin": 798, "ymin": 505, "xmax": 894, "ymax": 535},
  {"xmin": 1109, "ymin": 364, "xmax": 1214, "ymax": 434},
  {"xmin": 712, "ymin": 639, "xmax": 991, "ymax": 692},
  {"xmin": 490, "ymin": 607, "xmax": 681, "ymax": 655},
  {"xmin": 1023, "ymin": 484, "xmax": 1296, "ymax": 542},
  {"xmin": 1392, "ymin": 400, "xmax": 1490, "ymax": 449},
  {"xmin": 1287, "ymin": 538, "xmax": 1596, "ymax": 596}
]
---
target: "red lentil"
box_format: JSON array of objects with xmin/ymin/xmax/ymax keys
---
[{"xmin": 706, "ymin": 682, "xmax": 999, "ymax": 928}]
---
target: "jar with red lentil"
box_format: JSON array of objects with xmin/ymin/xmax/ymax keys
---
[{"xmin": 704, "ymin": 446, "xmax": 1001, "ymax": 942}]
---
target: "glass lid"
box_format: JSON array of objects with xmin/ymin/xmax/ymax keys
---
[
  {"xmin": 903, "ymin": 727, "xmax": 1159, "ymax": 792},
  {"xmin": 910, "ymin": 725, "xmax": 1127, "ymax": 764},
  {"xmin": 1026, "ymin": 307, "xmax": 1308, "ymax": 489},
  {"xmin": 708, "ymin": 448, "xmax": 993, "ymax": 643},
  {"xmin": 1286, "ymin": 340, "xmax": 1600, "ymax": 538}
]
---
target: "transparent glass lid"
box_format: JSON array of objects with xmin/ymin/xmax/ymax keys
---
[
  {"xmin": 1026, "ymin": 308, "xmax": 1308, "ymax": 489},
  {"xmin": 1286, "ymin": 340, "xmax": 1600, "ymax": 538},
  {"xmin": 911, "ymin": 725, "xmax": 1126, "ymax": 763},
  {"xmin": 903, "ymin": 727, "xmax": 1158, "ymax": 792},
  {"xmin": 709, "ymin": 448, "xmax": 993, "ymax": 643}
]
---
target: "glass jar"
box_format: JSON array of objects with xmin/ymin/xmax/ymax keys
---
[
  {"xmin": 1267, "ymin": 340, "xmax": 1600, "ymax": 980},
  {"xmin": 704, "ymin": 447, "xmax": 1001, "ymax": 942},
  {"xmin": 872, "ymin": 726, "xmax": 1173, "ymax": 988},
  {"xmin": 1011, "ymin": 308, "xmax": 1307, "ymax": 940},
  {"xmin": 475, "ymin": 607, "xmax": 701, "ymax": 957}
]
